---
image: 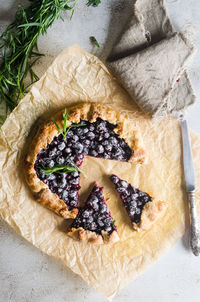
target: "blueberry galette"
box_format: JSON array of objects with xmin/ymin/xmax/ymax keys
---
[
  {"xmin": 110, "ymin": 175, "xmax": 167, "ymax": 231},
  {"xmin": 67, "ymin": 183, "xmax": 119, "ymax": 244},
  {"xmin": 25, "ymin": 103, "xmax": 144, "ymax": 218}
]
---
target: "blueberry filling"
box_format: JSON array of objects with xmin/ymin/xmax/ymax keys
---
[
  {"xmin": 110, "ymin": 175, "xmax": 152, "ymax": 224},
  {"xmin": 71, "ymin": 184, "xmax": 116, "ymax": 235},
  {"xmin": 34, "ymin": 118, "xmax": 132, "ymax": 210}
]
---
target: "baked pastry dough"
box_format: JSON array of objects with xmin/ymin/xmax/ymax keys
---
[
  {"xmin": 67, "ymin": 183, "xmax": 119, "ymax": 244},
  {"xmin": 25, "ymin": 103, "xmax": 145, "ymax": 218},
  {"xmin": 110, "ymin": 175, "xmax": 167, "ymax": 231}
]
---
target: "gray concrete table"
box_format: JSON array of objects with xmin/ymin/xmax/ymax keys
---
[{"xmin": 1, "ymin": 1, "xmax": 200, "ymax": 301}]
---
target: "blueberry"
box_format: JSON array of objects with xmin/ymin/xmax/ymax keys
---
[
  {"xmin": 139, "ymin": 191, "xmax": 145, "ymax": 197},
  {"xmin": 70, "ymin": 200, "xmax": 77, "ymax": 207},
  {"xmin": 47, "ymin": 174, "xmax": 56, "ymax": 180},
  {"xmin": 62, "ymin": 190, "xmax": 68, "ymax": 199},
  {"xmin": 90, "ymin": 196, "xmax": 98, "ymax": 203},
  {"xmin": 117, "ymin": 187, "xmax": 125, "ymax": 193},
  {"xmin": 84, "ymin": 139, "xmax": 90, "ymax": 145},
  {"xmin": 96, "ymin": 145, "xmax": 104, "ymax": 154},
  {"xmin": 129, "ymin": 207, "xmax": 136, "ymax": 215},
  {"xmin": 83, "ymin": 128, "xmax": 89, "ymax": 134},
  {"xmin": 65, "ymin": 147, "xmax": 71, "ymax": 154},
  {"xmin": 103, "ymin": 153, "xmax": 110, "ymax": 159},
  {"xmin": 58, "ymin": 142, "xmax": 66, "ymax": 151},
  {"xmin": 71, "ymin": 171, "xmax": 79, "ymax": 177},
  {"xmin": 97, "ymin": 218, "xmax": 104, "ymax": 227},
  {"xmin": 69, "ymin": 191, "xmax": 77, "ymax": 198},
  {"xmin": 120, "ymin": 180, "xmax": 128, "ymax": 188},
  {"xmin": 82, "ymin": 210, "xmax": 90, "ymax": 218},
  {"xmin": 52, "ymin": 180, "xmax": 58, "ymax": 187},
  {"xmin": 93, "ymin": 186, "xmax": 100, "ymax": 193},
  {"xmin": 70, "ymin": 178, "xmax": 79, "ymax": 185},
  {"xmin": 90, "ymin": 150, "xmax": 98, "ymax": 157},
  {"xmin": 102, "ymin": 140, "xmax": 109, "ymax": 146},
  {"xmin": 135, "ymin": 208, "xmax": 141, "ymax": 215},
  {"xmin": 87, "ymin": 132, "xmax": 95, "ymax": 140},
  {"xmin": 56, "ymin": 156, "xmax": 65, "ymax": 165},
  {"xmin": 49, "ymin": 149, "xmax": 57, "ymax": 157},
  {"xmin": 87, "ymin": 216, "xmax": 94, "ymax": 223},
  {"xmin": 73, "ymin": 135, "xmax": 79, "ymax": 142},
  {"xmin": 45, "ymin": 159, "xmax": 54, "ymax": 168},
  {"xmin": 89, "ymin": 125, "xmax": 95, "ymax": 131},
  {"xmin": 90, "ymin": 222, "xmax": 97, "ymax": 231},
  {"xmin": 131, "ymin": 193, "xmax": 138, "ymax": 199},
  {"xmin": 130, "ymin": 200, "xmax": 137, "ymax": 207},
  {"xmin": 75, "ymin": 143, "xmax": 83, "ymax": 153},
  {"xmin": 83, "ymin": 147, "xmax": 89, "ymax": 155},
  {"xmin": 100, "ymin": 204, "xmax": 107, "ymax": 213},
  {"xmin": 104, "ymin": 132, "xmax": 110, "ymax": 139},
  {"xmin": 109, "ymin": 137, "xmax": 117, "ymax": 145},
  {"xmin": 105, "ymin": 144, "xmax": 112, "ymax": 152},
  {"xmin": 67, "ymin": 130, "xmax": 73, "ymax": 137},
  {"xmin": 97, "ymin": 121, "xmax": 106, "ymax": 132},
  {"xmin": 111, "ymin": 175, "xmax": 119, "ymax": 184},
  {"xmin": 104, "ymin": 217, "xmax": 112, "ymax": 226},
  {"xmin": 58, "ymin": 178, "xmax": 67, "ymax": 188},
  {"xmin": 143, "ymin": 195, "xmax": 150, "ymax": 202},
  {"xmin": 76, "ymin": 128, "xmax": 83, "ymax": 136},
  {"xmin": 104, "ymin": 226, "xmax": 112, "ymax": 233}
]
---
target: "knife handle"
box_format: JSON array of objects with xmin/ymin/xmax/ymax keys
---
[{"xmin": 188, "ymin": 191, "xmax": 200, "ymax": 256}]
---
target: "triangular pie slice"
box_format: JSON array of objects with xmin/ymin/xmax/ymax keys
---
[
  {"xmin": 67, "ymin": 183, "xmax": 119, "ymax": 244},
  {"xmin": 25, "ymin": 103, "xmax": 144, "ymax": 218},
  {"xmin": 110, "ymin": 175, "xmax": 167, "ymax": 231}
]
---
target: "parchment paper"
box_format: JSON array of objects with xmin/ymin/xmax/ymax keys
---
[{"xmin": 0, "ymin": 45, "xmax": 200, "ymax": 299}]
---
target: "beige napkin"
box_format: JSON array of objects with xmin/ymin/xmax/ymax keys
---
[{"xmin": 108, "ymin": 0, "xmax": 196, "ymax": 118}]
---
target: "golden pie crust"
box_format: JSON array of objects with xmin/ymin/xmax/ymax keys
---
[
  {"xmin": 67, "ymin": 227, "xmax": 120, "ymax": 245},
  {"xmin": 24, "ymin": 102, "xmax": 145, "ymax": 219},
  {"xmin": 133, "ymin": 198, "xmax": 167, "ymax": 231}
]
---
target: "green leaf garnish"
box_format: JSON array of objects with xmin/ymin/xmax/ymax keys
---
[
  {"xmin": 52, "ymin": 109, "xmax": 85, "ymax": 141},
  {"xmin": 87, "ymin": 0, "xmax": 101, "ymax": 7},
  {"xmin": 40, "ymin": 164, "xmax": 80, "ymax": 175},
  {"xmin": 90, "ymin": 36, "xmax": 100, "ymax": 48}
]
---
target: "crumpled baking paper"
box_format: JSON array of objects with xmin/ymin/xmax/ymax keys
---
[{"xmin": 0, "ymin": 45, "xmax": 200, "ymax": 300}]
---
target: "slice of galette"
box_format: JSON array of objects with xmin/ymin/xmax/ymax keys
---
[
  {"xmin": 67, "ymin": 183, "xmax": 119, "ymax": 244},
  {"xmin": 110, "ymin": 175, "xmax": 167, "ymax": 231},
  {"xmin": 25, "ymin": 102, "xmax": 145, "ymax": 218}
]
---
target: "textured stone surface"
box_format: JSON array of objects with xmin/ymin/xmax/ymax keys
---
[{"xmin": 0, "ymin": 0, "xmax": 200, "ymax": 301}]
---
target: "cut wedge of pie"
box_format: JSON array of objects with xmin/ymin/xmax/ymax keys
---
[
  {"xmin": 67, "ymin": 183, "xmax": 119, "ymax": 244},
  {"xmin": 110, "ymin": 175, "xmax": 167, "ymax": 231},
  {"xmin": 25, "ymin": 103, "xmax": 144, "ymax": 219}
]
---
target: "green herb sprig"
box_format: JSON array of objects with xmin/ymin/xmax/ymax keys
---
[
  {"xmin": 90, "ymin": 36, "xmax": 100, "ymax": 48},
  {"xmin": 40, "ymin": 164, "xmax": 79, "ymax": 175},
  {"xmin": 52, "ymin": 109, "xmax": 85, "ymax": 141},
  {"xmin": 40, "ymin": 158, "xmax": 86, "ymax": 177},
  {"xmin": 0, "ymin": 0, "xmax": 102, "ymax": 122},
  {"xmin": 87, "ymin": 0, "xmax": 101, "ymax": 6}
]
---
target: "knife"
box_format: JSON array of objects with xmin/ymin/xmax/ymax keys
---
[{"xmin": 181, "ymin": 119, "xmax": 200, "ymax": 256}]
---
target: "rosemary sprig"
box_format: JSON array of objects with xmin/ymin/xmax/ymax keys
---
[
  {"xmin": 0, "ymin": 0, "xmax": 102, "ymax": 122},
  {"xmin": 40, "ymin": 164, "xmax": 80, "ymax": 175},
  {"xmin": 90, "ymin": 36, "xmax": 100, "ymax": 48},
  {"xmin": 40, "ymin": 158, "xmax": 86, "ymax": 177},
  {"xmin": 52, "ymin": 109, "xmax": 85, "ymax": 141},
  {"xmin": 87, "ymin": 0, "xmax": 101, "ymax": 6}
]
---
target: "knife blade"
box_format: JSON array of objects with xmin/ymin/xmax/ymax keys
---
[{"xmin": 181, "ymin": 119, "xmax": 200, "ymax": 256}]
